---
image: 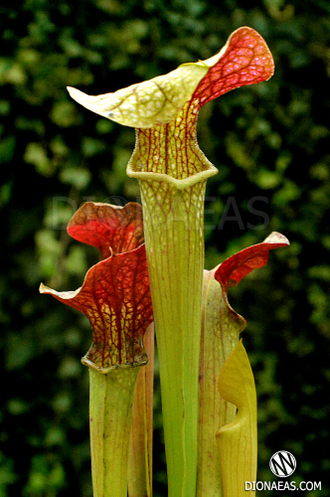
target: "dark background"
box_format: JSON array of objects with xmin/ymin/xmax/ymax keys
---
[{"xmin": 1, "ymin": 0, "xmax": 329, "ymax": 495}]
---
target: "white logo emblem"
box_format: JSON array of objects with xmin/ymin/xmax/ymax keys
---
[{"xmin": 269, "ymin": 450, "xmax": 297, "ymax": 477}]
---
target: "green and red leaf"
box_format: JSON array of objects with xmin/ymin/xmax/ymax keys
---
[
  {"xmin": 193, "ymin": 26, "xmax": 274, "ymax": 107},
  {"xmin": 40, "ymin": 202, "xmax": 153, "ymax": 372},
  {"xmin": 67, "ymin": 27, "xmax": 274, "ymax": 130},
  {"xmin": 67, "ymin": 202, "xmax": 144, "ymax": 260},
  {"xmin": 198, "ymin": 233, "xmax": 289, "ymax": 495},
  {"xmin": 215, "ymin": 231, "xmax": 290, "ymax": 293}
]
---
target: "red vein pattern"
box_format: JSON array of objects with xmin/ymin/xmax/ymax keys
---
[
  {"xmin": 67, "ymin": 202, "xmax": 144, "ymax": 260},
  {"xmin": 40, "ymin": 202, "xmax": 153, "ymax": 372},
  {"xmin": 193, "ymin": 26, "xmax": 274, "ymax": 107},
  {"xmin": 215, "ymin": 232, "xmax": 289, "ymax": 293},
  {"xmin": 130, "ymin": 27, "xmax": 274, "ymax": 180}
]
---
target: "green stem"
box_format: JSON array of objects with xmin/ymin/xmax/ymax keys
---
[
  {"xmin": 89, "ymin": 367, "xmax": 139, "ymax": 497},
  {"xmin": 197, "ymin": 270, "xmax": 245, "ymax": 496},
  {"xmin": 128, "ymin": 323, "xmax": 154, "ymax": 497},
  {"xmin": 126, "ymin": 96, "xmax": 217, "ymax": 496},
  {"xmin": 137, "ymin": 178, "xmax": 207, "ymax": 497}
]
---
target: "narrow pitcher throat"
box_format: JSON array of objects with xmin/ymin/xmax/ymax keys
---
[{"xmin": 127, "ymin": 101, "xmax": 218, "ymax": 187}]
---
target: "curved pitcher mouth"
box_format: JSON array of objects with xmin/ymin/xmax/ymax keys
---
[{"xmin": 127, "ymin": 162, "xmax": 218, "ymax": 190}]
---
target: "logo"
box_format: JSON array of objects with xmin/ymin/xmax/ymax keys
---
[
  {"xmin": 269, "ymin": 450, "xmax": 297, "ymax": 478},
  {"xmin": 245, "ymin": 450, "xmax": 321, "ymax": 492}
]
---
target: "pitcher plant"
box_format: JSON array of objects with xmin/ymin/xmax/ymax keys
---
[{"xmin": 40, "ymin": 27, "xmax": 290, "ymax": 497}]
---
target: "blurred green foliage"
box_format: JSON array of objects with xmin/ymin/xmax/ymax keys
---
[{"xmin": 1, "ymin": 0, "xmax": 330, "ymax": 495}]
